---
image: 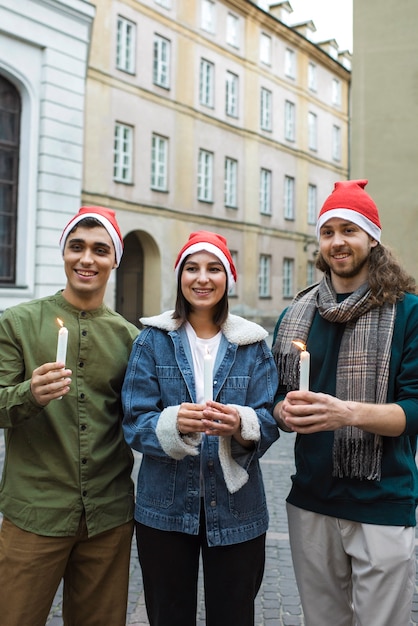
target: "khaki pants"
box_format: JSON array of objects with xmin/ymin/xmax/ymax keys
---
[
  {"xmin": 287, "ymin": 503, "xmax": 416, "ymax": 626},
  {"xmin": 0, "ymin": 516, "xmax": 133, "ymax": 626}
]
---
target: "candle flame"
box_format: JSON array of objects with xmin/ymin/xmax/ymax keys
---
[
  {"xmin": 57, "ymin": 318, "xmax": 64, "ymax": 328},
  {"xmin": 292, "ymin": 340, "xmax": 306, "ymax": 352}
]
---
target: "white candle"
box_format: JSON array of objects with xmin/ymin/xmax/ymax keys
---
[
  {"xmin": 203, "ymin": 349, "xmax": 213, "ymax": 402},
  {"xmin": 56, "ymin": 319, "xmax": 68, "ymax": 365},
  {"xmin": 292, "ymin": 340, "xmax": 310, "ymax": 391},
  {"xmin": 299, "ymin": 349, "xmax": 310, "ymax": 391}
]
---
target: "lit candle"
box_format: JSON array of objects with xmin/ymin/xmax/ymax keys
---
[
  {"xmin": 292, "ymin": 340, "xmax": 310, "ymax": 391},
  {"xmin": 56, "ymin": 318, "xmax": 68, "ymax": 365},
  {"xmin": 203, "ymin": 349, "xmax": 213, "ymax": 402}
]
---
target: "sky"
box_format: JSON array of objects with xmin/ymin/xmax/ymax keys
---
[{"xmin": 283, "ymin": 0, "xmax": 353, "ymax": 52}]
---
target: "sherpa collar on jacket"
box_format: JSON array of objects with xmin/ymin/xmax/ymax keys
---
[{"xmin": 140, "ymin": 311, "xmax": 268, "ymax": 345}]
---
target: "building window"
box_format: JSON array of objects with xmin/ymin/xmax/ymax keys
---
[
  {"xmin": 332, "ymin": 78, "xmax": 342, "ymax": 106},
  {"xmin": 332, "ymin": 124, "xmax": 341, "ymax": 161},
  {"xmin": 285, "ymin": 48, "xmax": 296, "ymax": 78},
  {"xmin": 260, "ymin": 88, "xmax": 272, "ymax": 131},
  {"xmin": 198, "ymin": 149, "xmax": 213, "ymax": 202},
  {"xmin": 285, "ymin": 100, "xmax": 295, "ymax": 141},
  {"xmin": 201, "ymin": 0, "xmax": 215, "ymax": 33},
  {"xmin": 224, "ymin": 157, "xmax": 238, "ymax": 208},
  {"xmin": 116, "ymin": 16, "xmax": 136, "ymax": 74},
  {"xmin": 229, "ymin": 250, "xmax": 238, "ymax": 296},
  {"xmin": 259, "ymin": 168, "xmax": 272, "ymax": 216},
  {"xmin": 0, "ymin": 75, "xmax": 20, "ymax": 283},
  {"xmin": 260, "ymin": 33, "xmax": 272, "ymax": 65},
  {"xmin": 308, "ymin": 111, "xmax": 317, "ymax": 151},
  {"xmin": 151, "ymin": 134, "xmax": 168, "ymax": 191},
  {"xmin": 283, "ymin": 258, "xmax": 294, "ymax": 298},
  {"xmin": 225, "ymin": 71, "xmax": 238, "ymax": 117},
  {"xmin": 259, "ymin": 254, "xmax": 271, "ymax": 298},
  {"xmin": 226, "ymin": 13, "xmax": 239, "ymax": 48},
  {"xmin": 284, "ymin": 175, "xmax": 295, "ymax": 220},
  {"xmin": 199, "ymin": 59, "xmax": 214, "ymax": 107},
  {"xmin": 307, "ymin": 260, "xmax": 316, "ymax": 286},
  {"xmin": 153, "ymin": 35, "xmax": 170, "ymax": 88},
  {"xmin": 307, "ymin": 183, "xmax": 317, "ymax": 225},
  {"xmin": 308, "ymin": 62, "xmax": 317, "ymax": 91},
  {"xmin": 113, "ymin": 123, "xmax": 133, "ymax": 183}
]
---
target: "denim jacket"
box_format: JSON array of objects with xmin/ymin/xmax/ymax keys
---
[{"xmin": 122, "ymin": 311, "xmax": 280, "ymax": 546}]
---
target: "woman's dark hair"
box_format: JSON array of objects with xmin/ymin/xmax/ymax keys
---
[
  {"xmin": 316, "ymin": 243, "xmax": 416, "ymax": 305},
  {"xmin": 172, "ymin": 256, "xmax": 229, "ymax": 326}
]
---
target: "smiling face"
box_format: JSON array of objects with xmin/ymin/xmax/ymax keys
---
[
  {"xmin": 180, "ymin": 251, "xmax": 227, "ymax": 315},
  {"xmin": 62, "ymin": 225, "xmax": 117, "ymax": 309},
  {"xmin": 319, "ymin": 217, "xmax": 378, "ymax": 292}
]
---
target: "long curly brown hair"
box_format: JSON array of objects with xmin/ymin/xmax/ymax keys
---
[{"xmin": 315, "ymin": 244, "xmax": 416, "ymax": 306}]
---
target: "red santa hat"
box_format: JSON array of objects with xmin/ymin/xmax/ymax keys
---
[
  {"xmin": 316, "ymin": 179, "xmax": 381, "ymax": 242},
  {"xmin": 59, "ymin": 206, "xmax": 124, "ymax": 266},
  {"xmin": 174, "ymin": 231, "xmax": 237, "ymax": 287}
]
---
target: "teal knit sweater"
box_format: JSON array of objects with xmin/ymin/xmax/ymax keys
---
[{"xmin": 274, "ymin": 292, "xmax": 418, "ymax": 526}]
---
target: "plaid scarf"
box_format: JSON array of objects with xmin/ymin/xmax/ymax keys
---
[{"xmin": 272, "ymin": 274, "xmax": 396, "ymax": 480}]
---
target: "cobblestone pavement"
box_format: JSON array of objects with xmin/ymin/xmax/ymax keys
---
[{"xmin": 1, "ymin": 430, "xmax": 418, "ymax": 625}]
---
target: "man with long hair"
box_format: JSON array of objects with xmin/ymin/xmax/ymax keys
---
[{"xmin": 272, "ymin": 180, "xmax": 418, "ymax": 626}]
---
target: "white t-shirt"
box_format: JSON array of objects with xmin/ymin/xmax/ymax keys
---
[{"xmin": 185, "ymin": 322, "xmax": 222, "ymax": 404}]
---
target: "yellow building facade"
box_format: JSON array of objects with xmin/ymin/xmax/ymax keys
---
[{"xmin": 82, "ymin": 0, "xmax": 350, "ymax": 329}]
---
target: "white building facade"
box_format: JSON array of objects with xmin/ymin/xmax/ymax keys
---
[{"xmin": 0, "ymin": 0, "xmax": 95, "ymax": 311}]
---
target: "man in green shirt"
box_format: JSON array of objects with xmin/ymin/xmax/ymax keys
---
[{"xmin": 0, "ymin": 206, "xmax": 139, "ymax": 625}]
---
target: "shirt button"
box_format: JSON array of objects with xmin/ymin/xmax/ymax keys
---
[
  {"xmin": 208, "ymin": 460, "xmax": 214, "ymax": 467},
  {"xmin": 82, "ymin": 490, "xmax": 87, "ymax": 497},
  {"xmin": 81, "ymin": 458, "xmax": 87, "ymax": 464},
  {"xmin": 79, "ymin": 362, "xmax": 84, "ymax": 368},
  {"xmin": 210, "ymin": 500, "xmax": 216, "ymax": 507},
  {"xmin": 80, "ymin": 393, "xmax": 85, "ymax": 399},
  {"xmin": 82, "ymin": 330, "xmax": 87, "ymax": 336},
  {"xmin": 80, "ymin": 424, "xmax": 86, "ymax": 431}
]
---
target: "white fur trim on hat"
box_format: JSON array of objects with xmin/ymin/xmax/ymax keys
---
[
  {"xmin": 174, "ymin": 242, "xmax": 236, "ymax": 287},
  {"xmin": 316, "ymin": 208, "xmax": 382, "ymax": 242},
  {"xmin": 60, "ymin": 212, "xmax": 124, "ymax": 266}
]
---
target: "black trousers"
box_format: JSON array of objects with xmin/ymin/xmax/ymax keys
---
[{"xmin": 135, "ymin": 511, "xmax": 265, "ymax": 626}]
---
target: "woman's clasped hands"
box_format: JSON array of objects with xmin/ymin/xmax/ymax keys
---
[{"xmin": 177, "ymin": 400, "xmax": 241, "ymax": 438}]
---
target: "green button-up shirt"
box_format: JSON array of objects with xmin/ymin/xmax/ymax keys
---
[{"xmin": 0, "ymin": 291, "xmax": 139, "ymax": 537}]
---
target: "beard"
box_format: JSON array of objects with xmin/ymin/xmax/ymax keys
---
[{"xmin": 317, "ymin": 250, "xmax": 370, "ymax": 279}]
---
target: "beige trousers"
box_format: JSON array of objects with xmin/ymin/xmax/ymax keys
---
[
  {"xmin": 287, "ymin": 502, "xmax": 416, "ymax": 626},
  {"xmin": 0, "ymin": 516, "xmax": 133, "ymax": 626}
]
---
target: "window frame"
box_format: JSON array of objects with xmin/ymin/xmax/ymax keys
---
[
  {"xmin": 258, "ymin": 254, "xmax": 271, "ymax": 298},
  {"xmin": 285, "ymin": 48, "xmax": 296, "ymax": 79},
  {"xmin": 284, "ymin": 175, "xmax": 295, "ymax": 221},
  {"xmin": 307, "ymin": 183, "xmax": 317, "ymax": 225},
  {"xmin": 260, "ymin": 87, "xmax": 272, "ymax": 131},
  {"xmin": 225, "ymin": 70, "xmax": 239, "ymax": 118},
  {"xmin": 284, "ymin": 100, "xmax": 295, "ymax": 141},
  {"xmin": 332, "ymin": 124, "xmax": 342, "ymax": 161},
  {"xmin": 199, "ymin": 58, "xmax": 214, "ymax": 108},
  {"xmin": 283, "ymin": 257, "xmax": 294, "ymax": 299},
  {"xmin": 153, "ymin": 34, "xmax": 171, "ymax": 89},
  {"xmin": 198, "ymin": 149, "xmax": 214, "ymax": 202},
  {"xmin": 113, "ymin": 122, "xmax": 133, "ymax": 184},
  {"xmin": 151, "ymin": 133, "xmax": 168, "ymax": 191},
  {"xmin": 259, "ymin": 168, "xmax": 272, "ymax": 216},
  {"xmin": 308, "ymin": 111, "xmax": 318, "ymax": 151},
  {"xmin": 224, "ymin": 157, "xmax": 238, "ymax": 208},
  {"xmin": 116, "ymin": 16, "xmax": 136, "ymax": 74}
]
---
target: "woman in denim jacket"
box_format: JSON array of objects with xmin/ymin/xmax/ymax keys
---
[{"xmin": 122, "ymin": 231, "xmax": 280, "ymax": 626}]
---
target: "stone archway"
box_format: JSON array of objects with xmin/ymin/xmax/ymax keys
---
[{"xmin": 116, "ymin": 231, "xmax": 144, "ymax": 327}]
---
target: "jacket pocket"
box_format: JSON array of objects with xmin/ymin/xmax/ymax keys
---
[{"xmin": 137, "ymin": 454, "xmax": 177, "ymax": 508}]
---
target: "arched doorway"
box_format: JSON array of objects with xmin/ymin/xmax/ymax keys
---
[{"xmin": 116, "ymin": 231, "xmax": 144, "ymax": 327}]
